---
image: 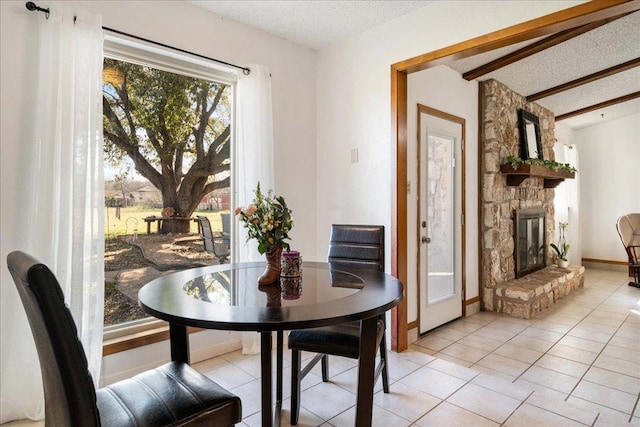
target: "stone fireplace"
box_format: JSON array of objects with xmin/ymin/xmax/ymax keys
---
[{"xmin": 479, "ymin": 79, "xmax": 584, "ymax": 318}]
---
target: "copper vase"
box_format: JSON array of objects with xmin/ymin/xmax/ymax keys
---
[{"xmin": 258, "ymin": 244, "xmax": 282, "ymax": 285}]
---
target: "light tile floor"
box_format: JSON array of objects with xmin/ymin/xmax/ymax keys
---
[{"xmin": 4, "ymin": 268, "xmax": 639, "ymax": 426}]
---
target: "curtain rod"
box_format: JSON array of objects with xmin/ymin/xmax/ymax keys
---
[{"xmin": 25, "ymin": 1, "xmax": 251, "ymax": 75}]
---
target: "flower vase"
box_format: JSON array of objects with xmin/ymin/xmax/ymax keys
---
[
  {"xmin": 557, "ymin": 259, "xmax": 569, "ymax": 269},
  {"xmin": 258, "ymin": 244, "xmax": 282, "ymax": 285}
]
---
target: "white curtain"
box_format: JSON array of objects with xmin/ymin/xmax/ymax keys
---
[
  {"xmin": 235, "ymin": 64, "xmax": 274, "ymax": 353},
  {"xmin": 0, "ymin": 5, "xmax": 104, "ymax": 422},
  {"xmin": 554, "ymin": 142, "xmax": 581, "ymax": 265},
  {"xmin": 236, "ymin": 64, "xmax": 275, "ymax": 262}
]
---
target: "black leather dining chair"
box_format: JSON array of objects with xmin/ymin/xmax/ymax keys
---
[
  {"xmin": 287, "ymin": 224, "xmax": 389, "ymax": 425},
  {"xmin": 7, "ymin": 250, "xmax": 242, "ymax": 426}
]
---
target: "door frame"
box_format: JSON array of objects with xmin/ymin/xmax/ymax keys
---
[
  {"xmin": 417, "ymin": 104, "xmax": 466, "ymax": 333},
  {"xmin": 389, "ymin": 1, "xmax": 638, "ymax": 352}
]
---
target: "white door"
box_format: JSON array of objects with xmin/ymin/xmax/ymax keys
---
[{"xmin": 418, "ymin": 105, "xmax": 464, "ymax": 334}]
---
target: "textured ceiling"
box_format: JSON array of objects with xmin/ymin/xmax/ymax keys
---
[
  {"xmin": 187, "ymin": 1, "xmax": 640, "ymax": 129},
  {"xmin": 186, "ymin": 0, "xmax": 430, "ymax": 50},
  {"xmin": 447, "ymin": 11, "xmax": 640, "ymax": 129}
]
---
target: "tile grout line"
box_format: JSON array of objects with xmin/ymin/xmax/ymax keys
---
[
  {"xmin": 499, "ymin": 390, "xmax": 546, "ymax": 427},
  {"xmin": 510, "ymin": 276, "xmax": 628, "ymax": 390},
  {"xmin": 517, "ymin": 277, "xmax": 637, "ymax": 425},
  {"xmin": 561, "ymin": 280, "xmax": 635, "ymax": 404},
  {"xmin": 628, "ymin": 389, "xmax": 640, "ymax": 423},
  {"xmin": 469, "ymin": 275, "xmax": 631, "ymax": 426},
  {"xmin": 397, "ymin": 275, "xmax": 629, "ymax": 424}
]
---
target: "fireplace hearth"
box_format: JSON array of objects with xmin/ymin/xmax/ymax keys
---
[{"xmin": 515, "ymin": 208, "xmax": 546, "ymax": 278}]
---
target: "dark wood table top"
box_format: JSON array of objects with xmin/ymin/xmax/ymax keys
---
[{"xmin": 138, "ymin": 261, "xmax": 403, "ymax": 331}]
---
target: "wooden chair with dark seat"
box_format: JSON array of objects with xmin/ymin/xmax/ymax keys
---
[
  {"xmin": 197, "ymin": 215, "xmax": 230, "ymax": 264},
  {"xmin": 7, "ymin": 251, "xmax": 242, "ymax": 426},
  {"xmin": 616, "ymin": 213, "xmax": 640, "ymax": 288},
  {"xmin": 287, "ymin": 224, "xmax": 389, "ymax": 425}
]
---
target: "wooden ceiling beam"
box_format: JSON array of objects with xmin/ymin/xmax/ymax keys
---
[
  {"xmin": 393, "ymin": 0, "xmax": 640, "ymax": 74},
  {"xmin": 555, "ymin": 91, "xmax": 640, "ymax": 121},
  {"xmin": 462, "ymin": 12, "xmax": 634, "ymax": 81},
  {"xmin": 527, "ymin": 57, "xmax": 640, "ymax": 101}
]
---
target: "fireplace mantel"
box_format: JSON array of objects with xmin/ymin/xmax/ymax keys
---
[{"xmin": 500, "ymin": 164, "xmax": 575, "ymax": 188}]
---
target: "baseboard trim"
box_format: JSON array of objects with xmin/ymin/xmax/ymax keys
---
[
  {"xmin": 466, "ymin": 296, "xmax": 480, "ymax": 305},
  {"xmin": 582, "ymin": 257, "xmax": 627, "ymax": 265},
  {"xmin": 582, "ymin": 258, "xmax": 629, "ymax": 274}
]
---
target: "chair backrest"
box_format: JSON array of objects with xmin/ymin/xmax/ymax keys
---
[
  {"xmin": 197, "ymin": 215, "xmax": 215, "ymax": 253},
  {"xmin": 328, "ymin": 224, "xmax": 385, "ymax": 272},
  {"xmin": 7, "ymin": 251, "xmax": 100, "ymax": 426},
  {"xmin": 617, "ymin": 213, "xmax": 640, "ymax": 248},
  {"xmin": 221, "ymin": 213, "xmax": 231, "ymax": 236}
]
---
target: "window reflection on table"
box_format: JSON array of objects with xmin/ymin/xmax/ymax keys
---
[{"xmin": 182, "ymin": 266, "xmax": 363, "ymax": 308}]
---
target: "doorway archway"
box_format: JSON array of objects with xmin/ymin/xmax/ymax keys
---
[{"xmin": 389, "ymin": 0, "xmax": 637, "ymax": 351}]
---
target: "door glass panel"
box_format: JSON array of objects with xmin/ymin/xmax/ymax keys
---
[{"xmin": 426, "ymin": 135, "xmax": 455, "ymax": 303}]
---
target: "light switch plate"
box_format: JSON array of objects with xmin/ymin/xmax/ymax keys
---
[{"xmin": 350, "ymin": 147, "xmax": 359, "ymax": 163}]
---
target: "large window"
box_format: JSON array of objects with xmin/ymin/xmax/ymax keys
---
[{"xmin": 102, "ymin": 36, "xmax": 236, "ymax": 334}]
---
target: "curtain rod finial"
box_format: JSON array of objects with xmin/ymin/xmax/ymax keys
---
[{"xmin": 25, "ymin": 1, "xmax": 50, "ymax": 18}]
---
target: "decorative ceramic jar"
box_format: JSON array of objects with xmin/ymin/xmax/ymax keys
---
[{"xmin": 281, "ymin": 251, "xmax": 302, "ymax": 277}]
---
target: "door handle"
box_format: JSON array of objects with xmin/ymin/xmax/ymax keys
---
[{"xmin": 421, "ymin": 236, "xmax": 431, "ymax": 244}]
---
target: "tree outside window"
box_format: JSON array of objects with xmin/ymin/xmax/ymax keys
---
[{"xmin": 103, "ymin": 57, "xmax": 233, "ymax": 327}]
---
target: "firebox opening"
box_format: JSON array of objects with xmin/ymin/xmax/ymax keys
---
[{"xmin": 515, "ymin": 208, "xmax": 546, "ymax": 278}]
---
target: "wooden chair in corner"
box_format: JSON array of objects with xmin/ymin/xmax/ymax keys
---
[
  {"xmin": 616, "ymin": 213, "xmax": 640, "ymax": 288},
  {"xmin": 287, "ymin": 224, "xmax": 389, "ymax": 425},
  {"xmin": 6, "ymin": 250, "xmax": 242, "ymax": 426}
]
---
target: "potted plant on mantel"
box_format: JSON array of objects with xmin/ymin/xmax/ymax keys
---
[{"xmin": 551, "ymin": 222, "xmax": 570, "ymax": 268}]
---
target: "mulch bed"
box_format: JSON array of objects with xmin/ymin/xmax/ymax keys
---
[
  {"xmin": 103, "ymin": 235, "xmax": 218, "ymax": 326},
  {"xmin": 104, "ymin": 239, "xmax": 151, "ymax": 326},
  {"xmin": 105, "ymin": 239, "xmax": 152, "ymax": 271}
]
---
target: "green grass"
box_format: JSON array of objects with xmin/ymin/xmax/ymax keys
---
[{"xmin": 105, "ymin": 206, "xmax": 229, "ymax": 237}]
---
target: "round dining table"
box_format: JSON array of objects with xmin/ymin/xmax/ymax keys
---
[{"xmin": 138, "ymin": 261, "xmax": 403, "ymax": 427}]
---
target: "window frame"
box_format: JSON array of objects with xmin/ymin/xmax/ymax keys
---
[{"xmin": 102, "ymin": 33, "xmax": 238, "ymax": 347}]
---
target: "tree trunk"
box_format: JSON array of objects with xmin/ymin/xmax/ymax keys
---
[
  {"xmin": 160, "ymin": 218, "xmax": 192, "ymax": 234},
  {"xmin": 159, "ymin": 195, "xmax": 197, "ymax": 234}
]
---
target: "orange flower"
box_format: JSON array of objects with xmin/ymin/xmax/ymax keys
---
[{"xmin": 245, "ymin": 204, "xmax": 258, "ymax": 216}]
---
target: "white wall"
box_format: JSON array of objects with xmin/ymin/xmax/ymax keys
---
[
  {"xmin": 554, "ymin": 122, "xmax": 582, "ymax": 265},
  {"xmin": 1, "ymin": 0, "xmax": 316, "ymax": 389},
  {"xmin": 574, "ymin": 113, "xmax": 640, "ymax": 262},
  {"xmin": 406, "ymin": 66, "xmax": 479, "ymax": 324}
]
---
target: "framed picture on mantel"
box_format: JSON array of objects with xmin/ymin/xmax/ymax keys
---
[{"xmin": 518, "ymin": 109, "xmax": 543, "ymax": 160}]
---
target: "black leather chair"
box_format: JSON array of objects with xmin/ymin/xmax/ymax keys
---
[
  {"xmin": 287, "ymin": 224, "xmax": 389, "ymax": 425},
  {"xmin": 7, "ymin": 251, "xmax": 242, "ymax": 426}
]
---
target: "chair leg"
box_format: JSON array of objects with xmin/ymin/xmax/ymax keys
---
[
  {"xmin": 321, "ymin": 355, "xmax": 329, "ymax": 382},
  {"xmin": 379, "ymin": 332, "xmax": 390, "ymax": 393},
  {"xmin": 291, "ymin": 349, "xmax": 301, "ymax": 425},
  {"xmin": 628, "ymin": 267, "xmax": 640, "ymax": 288}
]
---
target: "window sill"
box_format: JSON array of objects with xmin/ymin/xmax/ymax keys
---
[{"xmin": 103, "ymin": 321, "xmax": 203, "ymax": 356}]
